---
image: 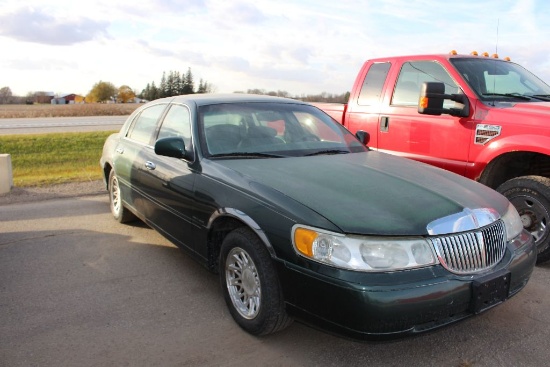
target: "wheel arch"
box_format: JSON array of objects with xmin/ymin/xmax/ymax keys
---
[
  {"xmin": 479, "ymin": 150, "xmax": 550, "ymax": 189},
  {"xmin": 102, "ymin": 162, "xmax": 113, "ymax": 190},
  {"xmin": 205, "ymin": 208, "xmax": 277, "ymax": 272}
]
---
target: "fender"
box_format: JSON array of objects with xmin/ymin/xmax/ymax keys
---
[
  {"xmin": 207, "ymin": 207, "xmax": 277, "ymax": 258},
  {"xmin": 471, "ymin": 134, "xmax": 550, "ymax": 179}
]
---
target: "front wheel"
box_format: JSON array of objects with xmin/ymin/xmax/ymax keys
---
[
  {"xmin": 220, "ymin": 227, "xmax": 292, "ymax": 336},
  {"xmin": 497, "ymin": 176, "xmax": 550, "ymax": 264}
]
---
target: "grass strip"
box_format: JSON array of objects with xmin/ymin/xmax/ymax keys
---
[{"xmin": 0, "ymin": 131, "xmax": 117, "ymax": 187}]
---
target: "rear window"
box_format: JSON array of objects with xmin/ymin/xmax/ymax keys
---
[
  {"xmin": 127, "ymin": 104, "xmax": 167, "ymax": 145},
  {"xmin": 357, "ymin": 62, "xmax": 391, "ymax": 106}
]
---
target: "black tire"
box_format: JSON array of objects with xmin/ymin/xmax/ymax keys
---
[
  {"xmin": 108, "ymin": 170, "xmax": 135, "ymax": 223},
  {"xmin": 497, "ymin": 176, "xmax": 550, "ymax": 264},
  {"xmin": 219, "ymin": 227, "xmax": 292, "ymax": 336}
]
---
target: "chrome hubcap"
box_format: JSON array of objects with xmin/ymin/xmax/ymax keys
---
[
  {"xmin": 510, "ymin": 195, "xmax": 548, "ymax": 246},
  {"xmin": 110, "ymin": 175, "xmax": 121, "ymax": 214},
  {"xmin": 225, "ymin": 247, "xmax": 261, "ymax": 319}
]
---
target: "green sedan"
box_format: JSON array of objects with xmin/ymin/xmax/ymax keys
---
[{"xmin": 100, "ymin": 94, "xmax": 536, "ymax": 340}]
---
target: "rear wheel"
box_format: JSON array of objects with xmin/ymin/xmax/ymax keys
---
[
  {"xmin": 108, "ymin": 170, "xmax": 135, "ymax": 223},
  {"xmin": 220, "ymin": 227, "xmax": 292, "ymax": 336},
  {"xmin": 497, "ymin": 176, "xmax": 550, "ymax": 264}
]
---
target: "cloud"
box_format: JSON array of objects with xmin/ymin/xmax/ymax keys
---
[
  {"xmin": 0, "ymin": 7, "xmax": 109, "ymax": 45},
  {"xmin": 135, "ymin": 39, "xmax": 178, "ymax": 58},
  {"xmin": 3, "ymin": 57, "xmax": 78, "ymax": 71}
]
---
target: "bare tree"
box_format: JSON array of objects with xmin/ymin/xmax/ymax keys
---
[{"xmin": 0, "ymin": 86, "xmax": 13, "ymax": 104}]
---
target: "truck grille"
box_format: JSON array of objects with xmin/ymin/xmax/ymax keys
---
[{"xmin": 430, "ymin": 220, "xmax": 506, "ymax": 274}]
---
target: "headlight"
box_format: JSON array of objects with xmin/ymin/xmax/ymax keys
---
[
  {"xmin": 501, "ymin": 202, "xmax": 524, "ymax": 241},
  {"xmin": 292, "ymin": 225, "xmax": 438, "ymax": 272}
]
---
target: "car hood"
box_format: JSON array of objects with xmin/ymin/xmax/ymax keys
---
[{"xmin": 213, "ymin": 151, "xmax": 508, "ymax": 236}]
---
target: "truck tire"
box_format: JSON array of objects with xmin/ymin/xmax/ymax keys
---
[{"xmin": 497, "ymin": 176, "xmax": 550, "ymax": 264}]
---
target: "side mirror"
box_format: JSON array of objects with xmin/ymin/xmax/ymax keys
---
[
  {"xmin": 418, "ymin": 82, "xmax": 470, "ymax": 118},
  {"xmin": 355, "ymin": 130, "xmax": 370, "ymax": 146},
  {"xmin": 154, "ymin": 137, "xmax": 194, "ymax": 161}
]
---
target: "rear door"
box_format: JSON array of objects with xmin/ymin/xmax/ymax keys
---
[
  {"xmin": 345, "ymin": 62, "xmax": 391, "ymax": 148},
  {"xmin": 115, "ymin": 103, "xmax": 168, "ymax": 214}
]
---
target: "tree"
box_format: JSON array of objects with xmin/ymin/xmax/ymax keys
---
[
  {"xmin": 0, "ymin": 86, "xmax": 12, "ymax": 104},
  {"xmin": 197, "ymin": 79, "xmax": 214, "ymax": 94},
  {"xmin": 182, "ymin": 68, "xmax": 194, "ymax": 94},
  {"xmin": 159, "ymin": 72, "xmax": 167, "ymax": 98},
  {"xmin": 86, "ymin": 81, "xmax": 116, "ymax": 103},
  {"xmin": 117, "ymin": 85, "xmax": 136, "ymax": 103},
  {"xmin": 141, "ymin": 68, "xmax": 211, "ymax": 100}
]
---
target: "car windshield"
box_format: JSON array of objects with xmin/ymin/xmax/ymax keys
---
[
  {"xmin": 199, "ymin": 102, "xmax": 367, "ymax": 158},
  {"xmin": 451, "ymin": 58, "xmax": 550, "ymax": 102}
]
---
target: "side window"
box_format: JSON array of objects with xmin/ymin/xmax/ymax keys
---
[
  {"xmin": 158, "ymin": 104, "xmax": 192, "ymax": 147},
  {"xmin": 357, "ymin": 62, "xmax": 391, "ymax": 106},
  {"xmin": 127, "ymin": 104, "xmax": 166, "ymax": 145},
  {"xmin": 392, "ymin": 61, "xmax": 459, "ymax": 107}
]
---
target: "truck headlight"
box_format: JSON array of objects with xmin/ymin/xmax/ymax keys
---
[
  {"xmin": 292, "ymin": 225, "xmax": 438, "ymax": 272},
  {"xmin": 501, "ymin": 202, "xmax": 524, "ymax": 241}
]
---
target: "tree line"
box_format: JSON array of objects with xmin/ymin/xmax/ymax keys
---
[
  {"xmin": 240, "ymin": 89, "xmax": 349, "ymax": 104},
  {"xmin": 0, "ymin": 67, "xmax": 349, "ymax": 105},
  {"xmin": 139, "ymin": 69, "xmax": 213, "ymax": 101}
]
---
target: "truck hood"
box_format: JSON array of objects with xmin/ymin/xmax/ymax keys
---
[
  {"xmin": 216, "ymin": 151, "xmax": 508, "ymax": 236},
  {"xmin": 489, "ymin": 100, "xmax": 550, "ymax": 124}
]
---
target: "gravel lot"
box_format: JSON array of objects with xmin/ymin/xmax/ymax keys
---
[{"xmin": 0, "ymin": 180, "xmax": 105, "ymax": 206}]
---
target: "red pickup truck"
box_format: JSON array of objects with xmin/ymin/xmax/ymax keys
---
[{"xmin": 317, "ymin": 51, "xmax": 550, "ymax": 263}]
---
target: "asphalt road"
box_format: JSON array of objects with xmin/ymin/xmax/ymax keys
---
[
  {"xmin": 0, "ymin": 116, "xmax": 127, "ymax": 135},
  {"xmin": 1, "ymin": 195, "xmax": 550, "ymax": 367}
]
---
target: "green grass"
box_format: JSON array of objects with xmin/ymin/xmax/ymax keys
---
[{"xmin": 0, "ymin": 131, "xmax": 117, "ymax": 187}]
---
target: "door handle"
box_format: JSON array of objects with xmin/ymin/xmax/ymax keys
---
[
  {"xmin": 145, "ymin": 161, "xmax": 156, "ymax": 170},
  {"xmin": 116, "ymin": 147, "xmax": 124, "ymax": 154},
  {"xmin": 380, "ymin": 116, "xmax": 389, "ymax": 132}
]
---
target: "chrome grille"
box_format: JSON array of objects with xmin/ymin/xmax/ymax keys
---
[{"xmin": 430, "ymin": 220, "xmax": 506, "ymax": 274}]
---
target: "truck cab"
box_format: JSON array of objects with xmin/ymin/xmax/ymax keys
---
[{"xmin": 340, "ymin": 52, "xmax": 550, "ymax": 263}]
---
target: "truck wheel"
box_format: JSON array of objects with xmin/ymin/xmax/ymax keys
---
[
  {"xmin": 497, "ymin": 176, "xmax": 550, "ymax": 264},
  {"xmin": 219, "ymin": 227, "xmax": 292, "ymax": 336}
]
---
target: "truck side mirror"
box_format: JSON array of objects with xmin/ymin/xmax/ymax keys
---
[
  {"xmin": 418, "ymin": 82, "xmax": 470, "ymax": 118},
  {"xmin": 418, "ymin": 82, "xmax": 445, "ymax": 115},
  {"xmin": 155, "ymin": 137, "xmax": 194, "ymax": 161},
  {"xmin": 355, "ymin": 130, "xmax": 370, "ymax": 146}
]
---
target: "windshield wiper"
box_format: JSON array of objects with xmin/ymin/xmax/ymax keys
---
[
  {"xmin": 305, "ymin": 149, "xmax": 350, "ymax": 156},
  {"xmin": 530, "ymin": 94, "xmax": 550, "ymax": 101},
  {"xmin": 209, "ymin": 152, "xmax": 285, "ymax": 159},
  {"xmin": 482, "ymin": 93, "xmax": 532, "ymax": 101}
]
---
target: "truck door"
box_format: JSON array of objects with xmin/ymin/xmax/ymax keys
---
[
  {"xmin": 377, "ymin": 61, "xmax": 473, "ymax": 176},
  {"xmin": 345, "ymin": 62, "xmax": 391, "ymax": 149}
]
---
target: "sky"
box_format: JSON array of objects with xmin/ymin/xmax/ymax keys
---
[{"xmin": 1, "ymin": 0, "xmax": 550, "ymax": 98}]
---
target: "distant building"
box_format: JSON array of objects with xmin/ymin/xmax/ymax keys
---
[
  {"xmin": 34, "ymin": 92, "xmax": 54, "ymax": 104},
  {"xmin": 51, "ymin": 94, "xmax": 85, "ymax": 104}
]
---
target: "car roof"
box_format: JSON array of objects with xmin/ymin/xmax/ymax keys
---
[{"xmin": 155, "ymin": 93, "xmax": 308, "ymax": 107}]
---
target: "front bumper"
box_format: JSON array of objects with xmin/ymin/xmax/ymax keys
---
[{"xmin": 277, "ymin": 231, "xmax": 536, "ymax": 340}]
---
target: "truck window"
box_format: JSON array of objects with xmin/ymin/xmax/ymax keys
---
[
  {"xmin": 392, "ymin": 61, "xmax": 459, "ymax": 107},
  {"xmin": 357, "ymin": 62, "xmax": 391, "ymax": 106}
]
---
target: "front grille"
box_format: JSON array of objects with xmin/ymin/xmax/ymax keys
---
[{"xmin": 430, "ymin": 220, "xmax": 506, "ymax": 274}]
